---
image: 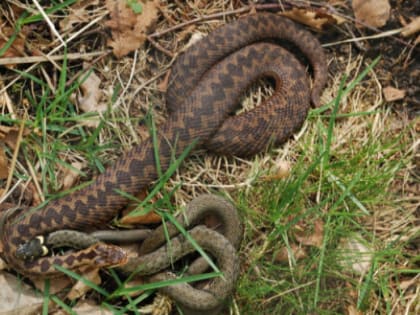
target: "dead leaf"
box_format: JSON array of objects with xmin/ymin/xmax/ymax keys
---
[
  {"xmin": 105, "ymin": 0, "xmax": 160, "ymax": 58},
  {"xmin": 0, "ymin": 256, "xmax": 7, "ymax": 270},
  {"xmin": 75, "ymin": 70, "xmax": 108, "ymax": 127},
  {"xmin": 120, "ymin": 210, "xmax": 162, "ymax": 225},
  {"xmin": 275, "ymin": 244, "xmax": 307, "ymax": 263},
  {"xmin": 0, "ymin": 26, "xmax": 26, "ymax": 68},
  {"xmin": 67, "ymin": 267, "xmax": 101, "ymax": 300},
  {"xmin": 383, "ymin": 86, "xmax": 406, "ymax": 102},
  {"xmin": 120, "ymin": 189, "xmax": 162, "ymax": 225},
  {"xmin": 0, "ymin": 147, "xmax": 8, "ymax": 180},
  {"xmin": 0, "ymin": 125, "xmax": 30, "ymax": 150},
  {"xmin": 183, "ymin": 32, "xmax": 206, "ymax": 50},
  {"xmin": 32, "ymin": 274, "xmax": 73, "ymax": 294},
  {"xmin": 352, "ymin": 0, "xmax": 391, "ymax": 28},
  {"xmin": 157, "ymin": 70, "xmax": 171, "ymax": 92},
  {"xmin": 294, "ymin": 219, "xmax": 324, "ymax": 247},
  {"xmin": 0, "ymin": 273, "xmax": 43, "ymax": 313},
  {"xmin": 347, "ymin": 304, "xmax": 363, "ymax": 315},
  {"xmin": 401, "ymin": 16, "xmax": 420, "ymax": 37},
  {"xmin": 399, "ymin": 277, "xmax": 418, "ymax": 290},
  {"xmin": 54, "ymin": 300, "xmax": 113, "ymax": 315},
  {"xmin": 338, "ymin": 235, "xmax": 373, "ymax": 275},
  {"xmin": 60, "ymin": 161, "xmax": 85, "ymax": 190},
  {"xmin": 282, "ymin": 8, "xmax": 341, "ymax": 31},
  {"xmin": 176, "ymin": 24, "xmax": 197, "ymax": 44},
  {"xmin": 59, "ymin": 0, "xmax": 101, "ymax": 31},
  {"xmin": 262, "ymin": 160, "xmax": 291, "ymax": 181}
]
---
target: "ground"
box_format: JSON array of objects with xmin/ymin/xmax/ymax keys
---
[{"xmin": 0, "ymin": 1, "xmax": 418, "ymax": 314}]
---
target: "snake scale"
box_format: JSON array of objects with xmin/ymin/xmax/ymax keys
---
[{"xmin": 0, "ymin": 12, "xmax": 327, "ymax": 282}]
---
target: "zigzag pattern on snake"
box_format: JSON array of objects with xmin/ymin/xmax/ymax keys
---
[{"xmin": 0, "ymin": 13, "xmax": 327, "ymax": 276}]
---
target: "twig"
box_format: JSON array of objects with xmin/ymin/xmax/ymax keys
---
[
  {"xmin": 0, "ymin": 50, "xmax": 108, "ymax": 66},
  {"xmin": 32, "ymin": 0, "xmax": 65, "ymax": 46},
  {"xmin": 146, "ymin": 35, "xmax": 174, "ymax": 58},
  {"xmin": 0, "ymin": 87, "xmax": 16, "ymax": 119},
  {"xmin": 2, "ymin": 119, "xmax": 25, "ymax": 197},
  {"xmin": 148, "ymin": 4, "xmax": 287, "ymax": 38},
  {"xmin": 323, "ymin": 28, "xmax": 403, "ymax": 48}
]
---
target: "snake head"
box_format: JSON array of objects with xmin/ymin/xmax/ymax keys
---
[{"xmin": 15, "ymin": 236, "xmax": 49, "ymax": 261}]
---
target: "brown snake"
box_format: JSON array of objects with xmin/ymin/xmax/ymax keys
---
[{"xmin": 0, "ymin": 11, "xmax": 327, "ymax": 281}]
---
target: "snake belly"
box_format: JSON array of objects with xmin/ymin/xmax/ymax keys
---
[{"xmin": 0, "ymin": 12, "xmax": 327, "ymax": 276}]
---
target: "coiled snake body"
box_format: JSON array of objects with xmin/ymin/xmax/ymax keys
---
[{"xmin": 0, "ymin": 13, "xmax": 327, "ymax": 278}]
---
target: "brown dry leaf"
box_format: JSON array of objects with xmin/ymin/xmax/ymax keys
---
[
  {"xmin": 352, "ymin": 0, "xmax": 391, "ymax": 28},
  {"xmin": 120, "ymin": 188, "xmax": 162, "ymax": 224},
  {"xmin": 59, "ymin": 0, "xmax": 101, "ymax": 31},
  {"xmin": 105, "ymin": 0, "xmax": 160, "ymax": 58},
  {"xmin": 282, "ymin": 8, "xmax": 341, "ymax": 31},
  {"xmin": 32, "ymin": 274, "xmax": 73, "ymax": 294},
  {"xmin": 120, "ymin": 210, "xmax": 162, "ymax": 224},
  {"xmin": 262, "ymin": 160, "xmax": 291, "ymax": 181},
  {"xmin": 338, "ymin": 235, "xmax": 373, "ymax": 275},
  {"xmin": 383, "ymin": 86, "xmax": 406, "ymax": 102},
  {"xmin": 76, "ymin": 70, "xmax": 107, "ymax": 127},
  {"xmin": 54, "ymin": 300, "xmax": 113, "ymax": 315},
  {"xmin": 60, "ymin": 161, "xmax": 85, "ymax": 190},
  {"xmin": 0, "ymin": 125, "xmax": 30, "ymax": 150},
  {"xmin": 347, "ymin": 304, "xmax": 363, "ymax": 315},
  {"xmin": 274, "ymin": 244, "xmax": 307, "ymax": 263},
  {"xmin": 401, "ymin": 16, "xmax": 420, "ymax": 37},
  {"xmin": 294, "ymin": 219, "xmax": 324, "ymax": 247},
  {"xmin": 399, "ymin": 277, "xmax": 418, "ymax": 290},
  {"xmin": 0, "ymin": 273, "xmax": 43, "ymax": 313},
  {"xmin": 157, "ymin": 70, "xmax": 171, "ymax": 92},
  {"xmin": 0, "ymin": 147, "xmax": 8, "ymax": 180},
  {"xmin": 0, "ymin": 26, "xmax": 26, "ymax": 68},
  {"xmin": 0, "ymin": 256, "xmax": 7, "ymax": 270},
  {"xmin": 66, "ymin": 267, "xmax": 101, "ymax": 300}
]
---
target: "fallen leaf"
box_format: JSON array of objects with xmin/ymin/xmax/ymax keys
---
[
  {"xmin": 0, "ymin": 25, "xmax": 26, "ymax": 68},
  {"xmin": 105, "ymin": 0, "xmax": 160, "ymax": 58},
  {"xmin": 59, "ymin": 0, "xmax": 101, "ymax": 31},
  {"xmin": 0, "ymin": 273, "xmax": 43, "ymax": 313},
  {"xmin": 0, "ymin": 256, "xmax": 7, "ymax": 270},
  {"xmin": 54, "ymin": 300, "xmax": 114, "ymax": 315},
  {"xmin": 0, "ymin": 147, "xmax": 8, "ymax": 179},
  {"xmin": 401, "ymin": 16, "xmax": 420, "ymax": 37},
  {"xmin": 399, "ymin": 277, "xmax": 418, "ymax": 290},
  {"xmin": 75, "ymin": 70, "xmax": 108, "ymax": 127},
  {"xmin": 120, "ymin": 209, "xmax": 162, "ymax": 225},
  {"xmin": 60, "ymin": 161, "xmax": 85, "ymax": 190},
  {"xmin": 274, "ymin": 244, "xmax": 307, "ymax": 263},
  {"xmin": 383, "ymin": 86, "xmax": 406, "ymax": 102},
  {"xmin": 294, "ymin": 219, "xmax": 324, "ymax": 247},
  {"xmin": 67, "ymin": 267, "xmax": 101, "ymax": 300},
  {"xmin": 157, "ymin": 70, "xmax": 171, "ymax": 92},
  {"xmin": 120, "ymin": 191, "xmax": 162, "ymax": 225},
  {"xmin": 347, "ymin": 304, "xmax": 363, "ymax": 315},
  {"xmin": 262, "ymin": 160, "xmax": 291, "ymax": 181},
  {"xmin": 338, "ymin": 235, "xmax": 373, "ymax": 275},
  {"xmin": 352, "ymin": 0, "xmax": 391, "ymax": 28},
  {"xmin": 32, "ymin": 274, "xmax": 73, "ymax": 294},
  {"xmin": 0, "ymin": 125, "xmax": 30, "ymax": 150},
  {"xmin": 176, "ymin": 24, "xmax": 197, "ymax": 44},
  {"xmin": 282, "ymin": 8, "xmax": 341, "ymax": 31},
  {"xmin": 183, "ymin": 32, "xmax": 206, "ymax": 50}
]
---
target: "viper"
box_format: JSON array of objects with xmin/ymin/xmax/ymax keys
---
[{"xmin": 0, "ymin": 13, "xmax": 327, "ymax": 278}]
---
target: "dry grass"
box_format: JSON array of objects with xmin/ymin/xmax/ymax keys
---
[{"xmin": 0, "ymin": 1, "xmax": 418, "ymax": 314}]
